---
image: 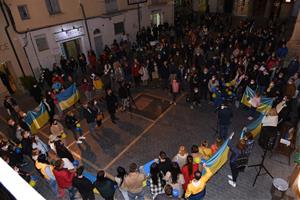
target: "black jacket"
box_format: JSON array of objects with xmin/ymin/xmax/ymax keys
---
[
  {"xmin": 73, "ymin": 176, "xmax": 95, "ymax": 200},
  {"xmin": 65, "ymin": 115, "xmax": 78, "ymax": 129},
  {"xmin": 82, "ymin": 107, "xmax": 97, "ymax": 124},
  {"xmin": 218, "ymin": 106, "xmax": 233, "ymax": 125},
  {"xmin": 93, "ymin": 178, "xmax": 116, "ymax": 200},
  {"xmin": 106, "ymin": 94, "xmax": 118, "ymax": 113}
]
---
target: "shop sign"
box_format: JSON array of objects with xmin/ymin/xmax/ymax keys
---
[{"xmin": 54, "ymin": 27, "xmax": 85, "ymax": 42}]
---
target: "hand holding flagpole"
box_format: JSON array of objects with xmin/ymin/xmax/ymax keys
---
[{"xmin": 229, "ymin": 132, "xmax": 234, "ymax": 140}]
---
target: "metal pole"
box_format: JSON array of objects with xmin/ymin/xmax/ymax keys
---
[
  {"xmin": 80, "ymin": 3, "xmax": 92, "ymax": 50},
  {"xmin": 138, "ymin": 3, "xmax": 141, "ymax": 31}
]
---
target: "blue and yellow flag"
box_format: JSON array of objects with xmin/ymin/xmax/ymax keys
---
[
  {"xmin": 203, "ymin": 138, "xmax": 230, "ymax": 175},
  {"xmin": 56, "ymin": 84, "xmax": 80, "ymax": 111},
  {"xmin": 241, "ymin": 86, "xmax": 273, "ymax": 114},
  {"xmin": 24, "ymin": 103, "xmax": 49, "ymax": 133},
  {"xmin": 240, "ymin": 114, "xmax": 264, "ymax": 139}
]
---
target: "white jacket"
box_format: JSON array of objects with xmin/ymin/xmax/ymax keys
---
[{"xmin": 262, "ymin": 115, "xmax": 278, "ymax": 127}]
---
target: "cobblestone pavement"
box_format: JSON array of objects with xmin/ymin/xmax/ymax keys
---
[{"xmin": 0, "ymin": 88, "xmax": 297, "ymax": 200}]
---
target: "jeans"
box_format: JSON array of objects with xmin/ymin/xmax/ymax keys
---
[
  {"xmin": 48, "ymin": 179, "xmax": 58, "ymax": 197},
  {"xmin": 128, "ymin": 190, "xmax": 145, "ymax": 200},
  {"xmin": 60, "ymin": 187, "xmax": 77, "ymax": 200},
  {"xmin": 219, "ymin": 124, "xmax": 229, "ymax": 140},
  {"xmin": 230, "ymin": 162, "xmax": 240, "ymax": 182},
  {"xmin": 87, "ymin": 122, "xmax": 96, "ymax": 134}
]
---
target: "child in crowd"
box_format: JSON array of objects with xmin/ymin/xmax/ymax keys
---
[{"xmin": 199, "ymin": 140, "xmax": 213, "ymax": 160}]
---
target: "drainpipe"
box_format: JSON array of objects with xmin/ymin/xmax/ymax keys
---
[
  {"xmin": 0, "ymin": 1, "xmax": 25, "ymax": 76},
  {"xmin": 3, "ymin": 1, "xmax": 41, "ymax": 78},
  {"xmin": 80, "ymin": 3, "xmax": 92, "ymax": 49},
  {"xmin": 22, "ymin": 33, "xmax": 36, "ymax": 80}
]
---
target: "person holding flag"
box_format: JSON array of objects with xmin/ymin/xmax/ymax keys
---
[{"xmin": 184, "ymin": 162, "xmax": 213, "ymax": 199}]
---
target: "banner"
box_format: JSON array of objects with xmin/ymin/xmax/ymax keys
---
[
  {"xmin": 202, "ymin": 138, "xmax": 230, "ymax": 175},
  {"xmin": 56, "ymin": 84, "xmax": 80, "ymax": 111},
  {"xmin": 240, "ymin": 114, "xmax": 264, "ymax": 139},
  {"xmin": 24, "ymin": 103, "xmax": 49, "ymax": 133},
  {"xmin": 241, "ymin": 86, "xmax": 273, "ymax": 114}
]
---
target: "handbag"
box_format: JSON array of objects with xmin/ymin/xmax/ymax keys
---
[
  {"xmin": 235, "ymin": 153, "xmax": 249, "ymax": 169},
  {"xmin": 152, "ymin": 71, "xmax": 159, "ymax": 79},
  {"xmin": 96, "ymin": 112, "xmax": 104, "ymax": 121}
]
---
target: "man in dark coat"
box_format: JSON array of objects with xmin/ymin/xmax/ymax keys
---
[
  {"xmin": 93, "ymin": 170, "xmax": 116, "ymax": 200},
  {"xmin": 218, "ymin": 102, "xmax": 233, "ymax": 140},
  {"xmin": 30, "ymin": 84, "xmax": 42, "ymax": 103},
  {"xmin": 105, "ymin": 88, "xmax": 118, "ymax": 124},
  {"xmin": 82, "ymin": 102, "xmax": 97, "ymax": 134},
  {"xmin": 72, "ymin": 166, "xmax": 95, "ymax": 200}
]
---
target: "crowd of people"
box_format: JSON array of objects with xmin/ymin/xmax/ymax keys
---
[{"xmin": 1, "ymin": 13, "xmax": 299, "ymax": 199}]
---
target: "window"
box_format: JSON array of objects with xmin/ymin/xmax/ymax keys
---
[
  {"xmin": 18, "ymin": 5, "xmax": 30, "ymax": 20},
  {"xmin": 35, "ymin": 35, "xmax": 49, "ymax": 52},
  {"xmin": 93, "ymin": 28, "xmax": 101, "ymax": 35},
  {"xmin": 114, "ymin": 22, "xmax": 124, "ymax": 35},
  {"xmin": 105, "ymin": 0, "xmax": 118, "ymax": 12},
  {"xmin": 45, "ymin": 0, "xmax": 61, "ymax": 15}
]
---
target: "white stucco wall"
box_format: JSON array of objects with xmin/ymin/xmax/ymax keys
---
[
  {"xmin": 22, "ymin": 3, "xmax": 174, "ymax": 73},
  {"xmin": 24, "ymin": 21, "xmax": 90, "ymax": 73}
]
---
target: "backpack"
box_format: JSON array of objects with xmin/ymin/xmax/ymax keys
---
[{"xmin": 235, "ymin": 152, "xmax": 249, "ymax": 170}]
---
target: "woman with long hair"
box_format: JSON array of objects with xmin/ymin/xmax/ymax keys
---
[
  {"xmin": 228, "ymin": 137, "xmax": 248, "ymax": 187},
  {"xmin": 172, "ymin": 145, "xmax": 188, "ymax": 168},
  {"xmin": 181, "ymin": 155, "xmax": 198, "ymax": 191},
  {"xmin": 54, "ymin": 140, "xmax": 74, "ymax": 163},
  {"xmin": 105, "ymin": 166, "xmax": 129, "ymax": 200},
  {"xmin": 164, "ymin": 162, "xmax": 185, "ymax": 197},
  {"xmin": 149, "ymin": 162, "xmax": 165, "ymax": 198}
]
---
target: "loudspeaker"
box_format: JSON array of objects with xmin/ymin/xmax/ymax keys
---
[{"xmin": 259, "ymin": 126, "xmax": 278, "ymax": 150}]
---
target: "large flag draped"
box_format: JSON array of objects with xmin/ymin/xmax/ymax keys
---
[
  {"xmin": 240, "ymin": 114, "xmax": 264, "ymax": 139},
  {"xmin": 241, "ymin": 86, "xmax": 273, "ymax": 114},
  {"xmin": 56, "ymin": 84, "xmax": 80, "ymax": 111},
  {"xmin": 24, "ymin": 103, "xmax": 49, "ymax": 133},
  {"xmin": 203, "ymin": 138, "xmax": 230, "ymax": 175}
]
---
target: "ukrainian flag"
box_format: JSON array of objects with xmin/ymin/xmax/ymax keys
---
[
  {"xmin": 240, "ymin": 114, "xmax": 264, "ymax": 139},
  {"xmin": 203, "ymin": 138, "xmax": 230, "ymax": 175},
  {"xmin": 56, "ymin": 84, "xmax": 80, "ymax": 111},
  {"xmin": 24, "ymin": 103, "xmax": 49, "ymax": 133},
  {"xmin": 241, "ymin": 87, "xmax": 273, "ymax": 114}
]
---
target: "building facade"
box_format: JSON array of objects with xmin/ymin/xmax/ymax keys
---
[
  {"xmin": 0, "ymin": 0, "xmax": 174, "ymax": 95},
  {"xmin": 192, "ymin": 0, "xmax": 296, "ymax": 18}
]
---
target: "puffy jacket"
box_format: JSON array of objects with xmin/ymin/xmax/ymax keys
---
[{"xmin": 53, "ymin": 168, "xmax": 75, "ymax": 189}]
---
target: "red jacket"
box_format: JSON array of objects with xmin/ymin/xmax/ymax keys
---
[
  {"xmin": 266, "ymin": 57, "xmax": 278, "ymax": 70},
  {"xmin": 88, "ymin": 55, "xmax": 96, "ymax": 68},
  {"xmin": 181, "ymin": 163, "xmax": 199, "ymax": 191},
  {"xmin": 132, "ymin": 64, "xmax": 140, "ymax": 77},
  {"xmin": 53, "ymin": 168, "xmax": 75, "ymax": 189}
]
